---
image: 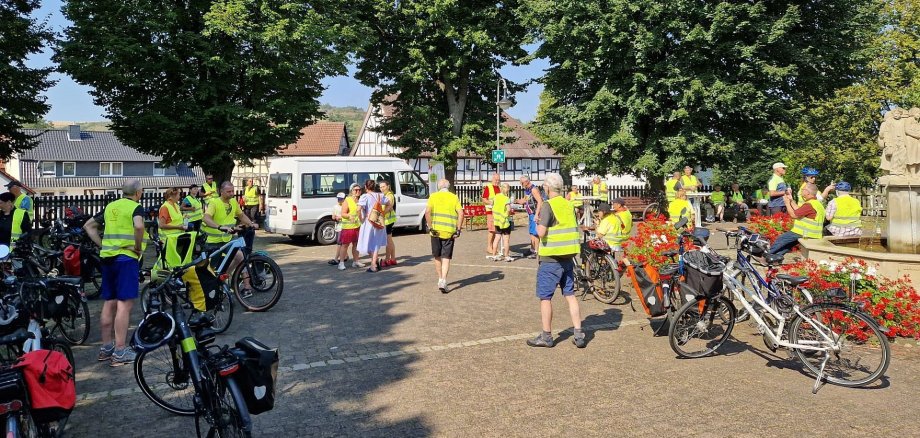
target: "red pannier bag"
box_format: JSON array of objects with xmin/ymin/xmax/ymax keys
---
[
  {"xmin": 14, "ymin": 349, "xmax": 76, "ymax": 423},
  {"xmin": 63, "ymin": 245, "xmax": 81, "ymax": 277}
]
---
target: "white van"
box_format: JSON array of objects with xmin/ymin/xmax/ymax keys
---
[{"xmin": 264, "ymin": 157, "xmax": 431, "ymax": 244}]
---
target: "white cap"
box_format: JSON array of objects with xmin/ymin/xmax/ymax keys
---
[
  {"xmin": 772, "ymin": 162, "xmax": 787, "ymax": 170},
  {"xmin": 336, "ymin": 192, "xmax": 346, "ymax": 199}
]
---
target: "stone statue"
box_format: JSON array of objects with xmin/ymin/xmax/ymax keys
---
[{"xmin": 878, "ymin": 107, "xmax": 920, "ymax": 184}]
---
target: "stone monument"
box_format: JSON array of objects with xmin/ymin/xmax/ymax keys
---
[{"xmin": 878, "ymin": 107, "xmax": 920, "ymax": 254}]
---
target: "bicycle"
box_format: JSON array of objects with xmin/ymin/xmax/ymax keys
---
[
  {"xmin": 0, "ymin": 329, "xmax": 70, "ymax": 438},
  {"xmin": 133, "ymin": 258, "xmax": 255, "ymax": 437},
  {"xmin": 202, "ymin": 226, "xmax": 283, "ymax": 312},
  {"xmin": 641, "ymin": 190, "xmax": 667, "ymax": 221},
  {"xmin": 668, "ymin": 246, "xmax": 890, "ymax": 393}
]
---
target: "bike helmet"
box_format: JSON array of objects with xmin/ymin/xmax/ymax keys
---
[
  {"xmin": 132, "ymin": 311, "xmax": 176, "ymax": 352},
  {"xmin": 801, "ymin": 167, "xmax": 819, "ymax": 177},
  {"xmin": 835, "ymin": 181, "xmax": 852, "ymax": 192},
  {"xmin": 587, "ymin": 239, "xmax": 611, "ymax": 252}
]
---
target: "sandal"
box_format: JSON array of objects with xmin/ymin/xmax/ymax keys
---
[{"xmin": 366, "ymin": 267, "xmax": 378, "ymax": 273}]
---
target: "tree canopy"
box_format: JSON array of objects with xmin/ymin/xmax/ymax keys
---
[
  {"xmin": 528, "ymin": 0, "xmax": 878, "ymax": 188},
  {"xmin": 0, "ymin": 0, "xmax": 54, "ymax": 158},
  {"xmin": 349, "ymin": 0, "xmax": 530, "ymax": 182},
  {"xmin": 56, "ymin": 0, "xmax": 350, "ymax": 182}
]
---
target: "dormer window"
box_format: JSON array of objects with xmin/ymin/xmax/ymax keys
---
[
  {"xmin": 63, "ymin": 162, "xmax": 76, "ymax": 177},
  {"xmin": 100, "ymin": 162, "xmax": 123, "ymax": 177}
]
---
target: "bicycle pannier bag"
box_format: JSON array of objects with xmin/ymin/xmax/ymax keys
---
[
  {"xmin": 627, "ymin": 264, "xmax": 666, "ymax": 317},
  {"xmin": 682, "ymin": 250, "xmax": 725, "ymax": 298},
  {"xmin": 63, "ymin": 245, "xmax": 81, "ymax": 276},
  {"xmin": 234, "ymin": 337, "xmax": 279, "ymax": 415},
  {"xmin": 183, "ymin": 264, "xmax": 223, "ymax": 312},
  {"xmin": 15, "ymin": 350, "xmax": 75, "ymax": 423}
]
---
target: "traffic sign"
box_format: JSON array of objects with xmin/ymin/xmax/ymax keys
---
[{"xmin": 491, "ymin": 149, "xmax": 506, "ymax": 164}]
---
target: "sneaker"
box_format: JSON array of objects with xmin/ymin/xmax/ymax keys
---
[
  {"xmin": 239, "ymin": 288, "xmax": 254, "ymax": 298},
  {"xmin": 111, "ymin": 347, "xmax": 137, "ymax": 367},
  {"xmin": 338, "ymin": 261, "xmax": 346, "ymax": 271},
  {"xmin": 98, "ymin": 343, "xmax": 115, "ymax": 361},
  {"xmin": 503, "ymin": 257, "xmax": 514, "ymax": 262},
  {"xmin": 352, "ymin": 261, "xmax": 367, "ymax": 268},
  {"xmin": 526, "ymin": 334, "xmax": 554, "ymax": 348},
  {"xmin": 526, "ymin": 252, "xmax": 537, "ymax": 259},
  {"xmin": 573, "ymin": 333, "xmax": 587, "ymax": 348},
  {"xmin": 389, "ymin": 259, "xmax": 397, "ymax": 266},
  {"xmin": 438, "ymin": 279, "xmax": 447, "ymax": 294},
  {"xmin": 486, "ymin": 255, "xmax": 499, "ymax": 261}
]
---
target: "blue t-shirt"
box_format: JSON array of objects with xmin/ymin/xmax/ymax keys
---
[{"xmin": 768, "ymin": 183, "xmax": 787, "ymax": 208}]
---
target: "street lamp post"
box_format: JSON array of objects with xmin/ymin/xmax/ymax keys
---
[{"xmin": 496, "ymin": 77, "xmax": 513, "ymax": 175}]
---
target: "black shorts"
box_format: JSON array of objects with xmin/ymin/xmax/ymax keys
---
[
  {"xmin": 430, "ymin": 237, "xmax": 455, "ymax": 259},
  {"xmin": 385, "ymin": 223, "xmax": 394, "ymax": 234},
  {"xmin": 497, "ymin": 225, "xmax": 512, "ymax": 235}
]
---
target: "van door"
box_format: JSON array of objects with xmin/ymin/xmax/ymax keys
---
[
  {"xmin": 396, "ymin": 171, "xmax": 429, "ymax": 227},
  {"xmin": 265, "ymin": 172, "xmax": 293, "ymax": 234}
]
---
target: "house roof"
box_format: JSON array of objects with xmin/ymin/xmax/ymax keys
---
[
  {"xmin": 0, "ymin": 169, "xmax": 34, "ymax": 194},
  {"xmin": 277, "ymin": 122, "xmax": 348, "ymax": 156},
  {"xmin": 20, "ymin": 161, "xmax": 203, "ymax": 190},
  {"xmin": 20, "ymin": 128, "xmax": 163, "ymax": 162}
]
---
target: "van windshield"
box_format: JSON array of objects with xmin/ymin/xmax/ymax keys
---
[
  {"xmin": 399, "ymin": 171, "xmax": 429, "ymax": 199},
  {"xmin": 268, "ymin": 173, "xmax": 292, "ymax": 198}
]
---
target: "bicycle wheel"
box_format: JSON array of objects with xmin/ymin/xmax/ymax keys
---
[
  {"xmin": 591, "ymin": 254, "xmax": 624, "ymax": 304},
  {"xmin": 55, "ymin": 292, "xmax": 90, "ymax": 345},
  {"xmin": 207, "ymin": 287, "xmax": 234, "ymax": 334},
  {"xmin": 42, "ymin": 337, "xmax": 75, "ymax": 370},
  {"xmin": 231, "ymin": 254, "xmax": 283, "ymax": 312},
  {"xmin": 196, "ymin": 375, "xmax": 252, "ymax": 438},
  {"xmin": 641, "ymin": 202, "xmax": 660, "ymax": 221},
  {"xmin": 134, "ymin": 342, "xmax": 196, "ymax": 416},
  {"xmin": 82, "ymin": 258, "xmax": 102, "ymax": 299},
  {"xmin": 668, "ymin": 296, "xmax": 736, "ymax": 358},
  {"xmin": 788, "ymin": 303, "xmax": 890, "ymax": 388}
]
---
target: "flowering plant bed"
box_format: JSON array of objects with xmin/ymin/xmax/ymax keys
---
[
  {"xmin": 782, "ymin": 257, "xmax": 920, "ymax": 340},
  {"xmin": 747, "ymin": 213, "xmax": 793, "ymax": 244},
  {"xmin": 622, "ymin": 218, "xmax": 679, "ymax": 269}
]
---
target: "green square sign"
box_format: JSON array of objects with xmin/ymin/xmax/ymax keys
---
[{"xmin": 491, "ymin": 149, "xmax": 506, "ymax": 163}]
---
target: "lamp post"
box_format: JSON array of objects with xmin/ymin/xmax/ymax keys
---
[{"xmin": 496, "ymin": 77, "xmax": 513, "ymax": 175}]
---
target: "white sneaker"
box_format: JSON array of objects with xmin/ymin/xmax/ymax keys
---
[
  {"xmin": 503, "ymin": 257, "xmax": 514, "ymax": 262},
  {"xmin": 438, "ymin": 279, "xmax": 446, "ymax": 289},
  {"xmin": 338, "ymin": 262, "xmax": 346, "ymax": 271},
  {"xmin": 352, "ymin": 261, "xmax": 366, "ymax": 268}
]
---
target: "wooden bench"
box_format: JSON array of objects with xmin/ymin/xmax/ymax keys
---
[{"xmin": 622, "ymin": 196, "xmax": 655, "ymax": 220}]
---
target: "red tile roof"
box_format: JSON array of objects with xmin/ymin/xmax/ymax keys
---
[{"xmin": 278, "ymin": 122, "xmax": 348, "ymax": 156}]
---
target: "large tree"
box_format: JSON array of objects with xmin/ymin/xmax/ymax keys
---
[
  {"xmin": 56, "ymin": 0, "xmax": 350, "ymax": 182},
  {"xmin": 349, "ymin": 0, "xmax": 529, "ymax": 183},
  {"xmin": 0, "ymin": 0, "xmax": 54, "ymax": 157},
  {"xmin": 528, "ymin": 0, "xmax": 878, "ymax": 189},
  {"xmin": 777, "ymin": 0, "xmax": 920, "ymax": 189}
]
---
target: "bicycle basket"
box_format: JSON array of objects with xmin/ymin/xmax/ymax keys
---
[
  {"xmin": 132, "ymin": 311, "xmax": 176, "ymax": 352},
  {"xmin": 234, "ymin": 337, "xmax": 279, "ymax": 415},
  {"xmin": 682, "ymin": 250, "xmax": 725, "ymax": 298}
]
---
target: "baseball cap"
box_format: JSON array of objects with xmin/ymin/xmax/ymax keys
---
[
  {"xmin": 4, "ymin": 181, "xmax": 23, "ymax": 189},
  {"xmin": 772, "ymin": 162, "xmax": 787, "ymax": 170},
  {"xmin": 610, "ymin": 197, "xmax": 626, "ymax": 206},
  {"xmin": 336, "ymin": 192, "xmax": 346, "ymax": 199},
  {"xmin": 596, "ymin": 202, "xmax": 612, "ymax": 213}
]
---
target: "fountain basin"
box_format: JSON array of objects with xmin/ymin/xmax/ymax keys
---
[{"xmin": 799, "ymin": 237, "xmax": 920, "ymax": 291}]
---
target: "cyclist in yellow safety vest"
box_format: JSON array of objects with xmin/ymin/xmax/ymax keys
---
[
  {"xmin": 5, "ymin": 182, "xmax": 34, "ymax": 222},
  {"xmin": 526, "ymin": 173, "xmax": 586, "ymax": 349},
  {"xmin": 181, "ymin": 184, "xmax": 204, "ymax": 232},
  {"xmin": 482, "ymin": 173, "xmax": 501, "ymax": 255},
  {"xmin": 664, "ymin": 171, "xmax": 681, "ymax": 203},
  {"xmin": 336, "ymin": 183, "xmax": 364, "ymax": 270},
  {"xmin": 825, "ymin": 181, "xmax": 863, "ymax": 237},
  {"xmin": 426, "ymin": 179, "xmax": 465, "ymax": 293},
  {"xmin": 0, "ymin": 192, "xmax": 31, "ymax": 248},
  {"xmin": 668, "ymin": 189, "xmax": 694, "ymax": 227},
  {"xmin": 591, "ymin": 176, "xmax": 608, "ymax": 202},
  {"xmin": 596, "ymin": 198, "xmax": 633, "ymax": 261},
  {"xmin": 680, "ymin": 166, "xmax": 700, "ymax": 192},
  {"xmin": 768, "ymin": 183, "xmax": 825, "ymax": 257},
  {"xmin": 202, "ymin": 181, "xmax": 260, "ymax": 295},
  {"xmin": 566, "ymin": 186, "xmax": 583, "ymax": 220},
  {"xmin": 709, "ymin": 185, "xmax": 726, "ymax": 222},
  {"xmin": 202, "ymin": 175, "xmax": 218, "ymax": 205},
  {"xmin": 82, "ymin": 179, "xmax": 146, "ymax": 366},
  {"xmin": 379, "ymin": 180, "xmax": 398, "ymax": 266},
  {"xmin": 489, "ymin": 183, "xmax": 514, "ymax": 262},
  {"xmin": 728, "ymin": 183, "xmax": 749, "ymax": 222},
  {"xmin": 157, "ymin": 187, "xmax": 197, "ymax": 268},
  {"xmin": 243, "ymin": 179, "xmax": 263, "ymax": 224}
]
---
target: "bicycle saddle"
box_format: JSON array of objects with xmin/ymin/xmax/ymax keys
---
[
  {"xmin": 658, "ymin": 263, "xmax": 680, "ymax": 276},
  {"xmin": 0, "ymin": 328, "xmax": 34, "ymax": 347},
  {"xmin": 47, "ymin": 276, "xmax": 82, "ymax": 287},
  {"xmin": 825, "ymin": 288, "xmax": 848, "ymax": 300},
  {"xmin": 776, "ymin": 273, "xmax": 809, "ymax": 286},
  {"xmin": 764, "ymin": 254, "xmax": 785, "ymax": 265}
]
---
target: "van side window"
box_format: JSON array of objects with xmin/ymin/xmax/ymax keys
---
[
  {"xmin": 399, "ymin": 171, "xmax": 429, "ymax": 199},
  {"xmin": 268, "ymin": 173, "xmax": 292, "ymax": 198},
  {"xmin": 301, "ymin": 173, "xmax": 349, "ymax": 198},
  {"xmin": 351, "ymin": 172, "xmax": 395, "ymax": 189}
]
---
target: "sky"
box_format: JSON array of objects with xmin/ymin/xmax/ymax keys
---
[{"xmin": 26, "ymin": 1, "xmax": 548, "ymax": 124}]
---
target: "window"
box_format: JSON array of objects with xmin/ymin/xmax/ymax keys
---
[
  {"xmin": 100, "ymin": 162, "xmax": 123, "ymax": 177},
  {"xmin": 399, "ymin": 171, "xmax": 429, "ymax": 199},
  {"xmin": 40, "ymin": 162, "xmax": 55, "ymax": 176},
  {"xmin": 301, "ymin": 173, "xmax": 347, "ymax": 198},
  {"xmin": 268, "ymin": 173, "xmax": 292, "ymax": 198},
  {"xmin": 153, "ymin": 162, "xmax": 166, "ymax": 176},
  {"xmin": 62, "ymin": 162, "xmax": 76, "ymax": 177}
]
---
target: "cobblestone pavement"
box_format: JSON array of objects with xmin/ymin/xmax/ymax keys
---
[{"xmin": 66, "ymin": 227, "xmax": 920, "ymax": 437}]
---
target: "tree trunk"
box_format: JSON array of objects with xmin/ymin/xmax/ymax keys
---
[
  {"xmin": 206, "ymin": 158, "xmax": 236, "ymax": 189},
  {"xmin": 646, "ymin": 171, "xmax": 665, "ymax": 199},
  {"xmin": 441, "ymin": 67, "xmax": 469, "ymax": 190}
]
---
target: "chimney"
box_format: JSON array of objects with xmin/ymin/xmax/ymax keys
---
[{"xmin": 67, "ymin": 125, "xmax": 82, "ymax": 141}]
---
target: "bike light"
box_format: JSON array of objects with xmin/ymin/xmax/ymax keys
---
[
  {"xmin": 292, "ymin": 206, "xmax": 298, "ymax": 221},
  {"xmin": 219, "ymin": 274, "xmax": 229, "ymax": 282},
  {"xmin": 0, "ymin": 400, "xmax": 22, "ymax": 415},
  {"xmin": 219, "ymin": 363, "xmax": 240, "ymax": 376}
]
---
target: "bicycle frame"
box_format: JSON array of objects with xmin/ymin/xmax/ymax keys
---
[{"xmin": 202, "ymin": 236, "xmax": 248, "ymax": 277}]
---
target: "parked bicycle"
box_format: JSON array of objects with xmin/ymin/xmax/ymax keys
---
[
  {"xmin": 133, "ymin": 256, "xmax": 278, "ymax": 437},
  {"xmin": 202, "ymin": 226, "xmax": 283, "ymax": 312},
  {"xmin": 640, "ymin": 190, "xmax": 667, "ymax": 221}
]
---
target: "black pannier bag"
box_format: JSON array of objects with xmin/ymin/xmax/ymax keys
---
[
  {"xmin": 682, "ymin": 250, "xmax": 726, "ymax": 298},
  {"xmin": 234, "ymin": 337, "xmax": 279, "ymax": 415}
]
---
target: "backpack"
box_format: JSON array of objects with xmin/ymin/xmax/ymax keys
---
[
  {"xmin": 627, "ymin": 264, "xmax": 666, "ymax": 317},
  {"xmin": 366, "ymin": 194, "xmax": 386, "ymax": 229},
  {"xmin": 14, "ymin": 349, "xmax": 75, "ymax": 423},
  {"xmin": 233, "ymin": 337, "xmax": 279, "ymax": 415}
]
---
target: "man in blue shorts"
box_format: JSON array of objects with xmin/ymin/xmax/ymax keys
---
[
  {"xmin": 516, "ymin": 175, "xmax": 544, "ymax": 259},
  {"xmin": 526, "ymin": 173, "xmax": 586, "ymax": 349},
  {"xmin": 84, "ymin": 180, "xmax": 146, "ymax": 366}
]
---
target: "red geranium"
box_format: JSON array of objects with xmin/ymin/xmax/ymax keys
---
[{"xmin": 622, "ymin": 218, "xmax": 679, "ymax": 269}]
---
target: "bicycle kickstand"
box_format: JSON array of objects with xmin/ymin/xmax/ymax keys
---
[{"xmin": 812, "ymin": 353, "xmax": 830, "ymax": 394}]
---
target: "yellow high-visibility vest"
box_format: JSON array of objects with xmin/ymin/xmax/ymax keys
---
[
  {"xmin": 664, "ymin": 179, "xmax": 679, "ymax": 201},
  {"xmin": 202, "ymin": 198, "xmax": 242, "ymax": 244},
  {"xmin": 184, "ymin": 196, "xmax": 203, "ymax": 222},
  {"xmin": 429, "ymin": 190, "xmax": 461, "ymax": 239},
  {"xmin": 244, "ymin": 186, "xmax": 260, "ymax": 206},
  {"xmin": 830, "ymin": 195, "xmax": 862, "ymax": 229},
  {"xmin": 492, "ymin": 193, "xmax": 511, "ymax": 228},
  {"xmin": 539, "ymin": 197, "xmax": 579, "ymax": 257},
  {"xmin": 100, "ymin": 198, "xmax": 145, "ymax": 259},
  {"xmin": 341, "ymin": 197, "xmax": 361, "ymax": 230},
  {"xmin": 791, "ymin": 199, "xmax": 826, "ymax": 239}
]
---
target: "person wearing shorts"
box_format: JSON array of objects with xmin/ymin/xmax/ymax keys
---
[
  {"xmin": 516, "ymin": 176, "xmax": 544, "ymax": 258},
  {"xmin": 426, "ymin": 179, "xmax": 465, "ymax": 293},
  {"xmin": 379, "ymin": 181, "xmax": 398, "ymax": 267},
  {"xmin": 336, "ymin": 184, "xmax": 365, "ymax": 270},
  {"xmin": 83, "ymin": 180, "xmax": 146, "ymax": 366},
  {"xmin": 481, "ymin": 173, "xmax": 501, "ymax": 253}
]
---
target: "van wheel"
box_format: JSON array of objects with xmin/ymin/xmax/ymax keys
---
[{"xmin": 315, "ymin": 220, "xmax": 338, "ymax": 245}]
